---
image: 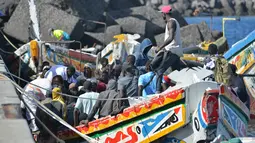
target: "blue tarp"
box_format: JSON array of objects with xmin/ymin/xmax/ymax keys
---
[{"xmin": 224, "ymin": 30, "xmax": 255, "ymax": 60}]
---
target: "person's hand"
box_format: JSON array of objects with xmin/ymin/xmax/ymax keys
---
[{"xmin": 80, "ymin": 120, "xmax": 89, "ymax": 127}]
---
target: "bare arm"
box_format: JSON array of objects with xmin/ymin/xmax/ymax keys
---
[{"xmin": 157, "ymin": 20, "xmax": 176, "ymax": 51}]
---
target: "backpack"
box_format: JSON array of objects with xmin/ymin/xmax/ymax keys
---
[{"xmin": 214, "ymin": 57, "xmax": 233, "ymax": 86}]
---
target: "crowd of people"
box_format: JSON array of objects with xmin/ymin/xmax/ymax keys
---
[{"xmin": 19, "ymin": 5, "xmax": 250, "ymax": 143}]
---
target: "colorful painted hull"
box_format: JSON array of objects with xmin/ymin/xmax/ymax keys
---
[
  {"xmin": 243, "ymin": 63, "xmax": 255, "ymax": 118},
  {"xmin": 217, "ymin": 85, "xmax": 249, "ymax": 139},
  {"xmin": 224, "ymin": 30, "xmax": 255, "ymax": 60},
  {"xmin": 58, "ymin": 89, "xmax": 186, "ymax": 142},
  {"xmin": 42, "ymin": 45, "xmax": 97, "ymax": 72}
]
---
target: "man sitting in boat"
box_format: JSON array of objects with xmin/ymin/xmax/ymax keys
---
[
  {"xmin": 151, "ymin": 5, "xmax": 183, "ymax": 94},
  {"xmin": 37, "ymin": 61, "xmax": 51, "ymax": 79},
  {"xmin": 138, "ymin": 61, "xmax": 167, "ymax": 97},
  {"xmin": 49, "ymin": 28, "xmax": 70, "ymax": 41},
  {"xmin": 44, "ymin": 65, "xmax": 77, "ymax": 89},
  {"xmin": 21, "ymin": 78, "xmax": 52, "ymax": 133},
  {"xmin": 83, "ymin": 79, "xmax": 118, "ymax": 124},
  {"xmin": 204, "ymin": 44, "xmax": 218, "ymax": 70},
  {"xmin": 35, "ymin": 87, "xmax": 66, "ymax": 143},
  {"xmin": 76, "ymin": 63, "xmax": 96, "ymax": 88},
  {"xmin": 73, "ymin": 81, "xmax": 99, "ymax": 126},
  {"xmin": 229, "ymin": 64, "xmax": 250, "ymax": 109}
]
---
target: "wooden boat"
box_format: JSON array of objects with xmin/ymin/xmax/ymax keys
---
[
  {"xmin": 56, "ymin": 67, "xmax": 253, "ymax": 142},
  {"xmin": 223, "ymin": 30, "xmax": 255, "ymax": 118},
  {"xmin": 12, "ymin": 41, "xmax": 97, "ymax": 73}
]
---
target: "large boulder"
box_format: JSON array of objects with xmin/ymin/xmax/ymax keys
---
[
  {"xmin": 180, "ymin": 24, "xmax": 203, "ymax": 48},
  {"xmin": 36, "ymin": 0, "xmax": 106, "ymax": 31},
  {"xmin": 155, "ymin": 33, "xmax": 165, "ymax": 46},
  {"xmin": 38, "ymin": 4, "xmax": 84, "ymax": 41},
  {"xmin": 107, "ymin": 0, "xmax": 143, "ymax": 10},
  {"xmin": 0, "ymin": 0, "xmax": 20, "ymax": 16},
  {"xmin": 4, "ymin": 1, "xmax": 84, "ymax": 43},
  {"xmin": 107, "ymin": 6, "xmax": 188, "ymax": 28},
  {"xmin": 84, "ymin": 25, "xmax": 122, "ymax": 46},
  {"xmin": 197, "ymin": 22, "xmax": 214, "ymax": 42}
]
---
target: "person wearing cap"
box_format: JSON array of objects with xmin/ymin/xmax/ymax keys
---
[
  {"xmin": 73, "ymin": 81, "xmax": 99, "ymax": 126},
  {"xmin": 151, "ymin": 5, "xmax": 183, "ymax": 93},
  {"xmin": 49, "ymin": 28, "xmax": 70, "ymax": 41}
]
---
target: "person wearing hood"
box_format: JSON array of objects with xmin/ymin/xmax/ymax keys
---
[
  {"xmin": 82, "ymin": 80, "xmax": 118, "ymax": 123},
  {"xmin": 134, "ymin": 38, "xmax": 153, "ymax": 75}
]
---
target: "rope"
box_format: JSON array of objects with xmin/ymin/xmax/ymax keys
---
[
  {"xmin": 0, "ymin": 30, "xmax": 18, "ymax": 50},
  {"xmin": 18, "ymin": 87, "xmax": 65, "ymax": 143},
  {"xmin": 0, "ymin": 47, "xmax": 14, "ymax": 54},
  {"xmin": 3, "ymin": 71, "xmax": 154, "ymax": 101},
  {"xmin": 0, "ymin": 73, "xmax": 98, "ymax": 143}
]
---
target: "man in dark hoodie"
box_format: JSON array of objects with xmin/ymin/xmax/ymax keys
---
[{"xmin": 86, "ymin": 80, "xmax": 118, "ymax": 121}]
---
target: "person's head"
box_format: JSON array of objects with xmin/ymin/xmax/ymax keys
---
[
  {"xmin": 52, "ymin": 75, "xmax": 64, "ymax": 89},
  {"xmin": 113, "ymin": 65, "xmax": 122, "ymax": 79},
  {"xmin": 230, "ymin": 64, "xmax": 238, "ymax": 76},
  {"xmin": 41, "ymin": 61, "xmax": 50, "ymax": 71},
  {"xmin": 83, "ymin": 81, "xmax": 92, "ymax": 92},
  {"xmin": 127, "ymin": 55, "xmax": 136, "ymax": 66},
  {"xmin": 145, "ymin": 60, "xmax": 152, "ymax": 72},
  {"xmin": 160, "ymin": 5, "xmax": 173, "ymax": 22},
  {"xmin": 100, "ymin": 58, "xmax": 108, "ymax": 68},
  {"xmin": 107, "ymin": 79, "xmax": 117, "ymax": 91},
  {"xmin": 67, "ymin": 66, "xmax": 76, "ymax": 78},
  {"xmin": 84, "ymin": 63, "xmax": 93, "ymax": 78},
  {"xmin": 208, "ymin": 44, "xmax": 218, "ymax": 55},
  {"xmin": 40, "ymin": 65, "xmax": 51, "ymax": 78},
  {"xmin": 122, "ymin": 63, "xmax": 134, "ymax": 76},
  {"xmin": 48, "ymin": 28, "xmax": 55, "ymax": 37}
]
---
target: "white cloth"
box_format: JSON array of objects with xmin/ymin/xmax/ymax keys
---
[
  {"xmin": 44, "ymin": 65, "xmax": 77, "ymax": 83},
  {"xmin": 164, "ymin": 18, "xmax": 183, "ymax": 57},
  {"xmin": 21, "ymin": 78, "xmax": 52, "ymax": 131},
  {"xmin": 75, "ymin": 92, "xmax": 99, "ymax": 115}
]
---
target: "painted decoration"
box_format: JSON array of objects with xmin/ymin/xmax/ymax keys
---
[
  {"xmin": 219, "ymin": 86, "xmax": 250, "ymax": 119},
  {"xmin": 229, "ymin": 41, "xmax": 255, "ymax": 74},
  {"xmin": 218, "ymin": 85, "xmax": 249, "ymax": 138},
  {"xmin": 192, "ymin": 90, "xmax": 219, "ymax": 143},
  {"xmin": 243, "ymin": 63, "xmax": 255, "ymax": 118},
  {"xmin": 57, "ymin": 89, "xmax": 185, "ymax": 141},
  {"xmin": 97, "ymin": 104, "xmax": 186, "ymax": 143},
  {"xmin": 219, "ymin": 100, "xmax": 247, "ymax": 137},
  {"xmin": 42, "ymin": 45, "xmax": 96, "ymax": 72}
]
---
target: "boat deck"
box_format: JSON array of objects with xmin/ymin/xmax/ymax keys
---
[{"xmin": 0, "ymin": 56, "xmax": 34, "ymax": 143}]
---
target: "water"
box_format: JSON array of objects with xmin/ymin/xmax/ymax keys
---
[{"xmin": 185, "ymin": 16, "xmax": 255, "ymax": 47}]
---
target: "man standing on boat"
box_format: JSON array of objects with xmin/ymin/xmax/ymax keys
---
[
  {"xmin": 49, "ymin": 28, "xmax": 70, "ymax": 41},
  {"xmin": 151, "ymin": 5, "xmax": 183, "ymax": 93}
]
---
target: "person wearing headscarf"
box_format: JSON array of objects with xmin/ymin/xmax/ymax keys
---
[{"xmin": 51, "ymin": 87, "xmax": 67, "ymax": 120}]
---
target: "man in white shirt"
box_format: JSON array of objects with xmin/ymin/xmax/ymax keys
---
[
  {"xmin": 44, "ymin": 65, "xmax": 77, "ymax": 84},
  {"xmin": 151, "ymin": 5, "xmax": 183, "ymax": 93},
  {"xmin": 21, "ymin": 78, "xmax": 52, "ymax": 132},
  {"xmin": 73, "ymin": 81, "xmax": 99, "ymax": 126}
]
